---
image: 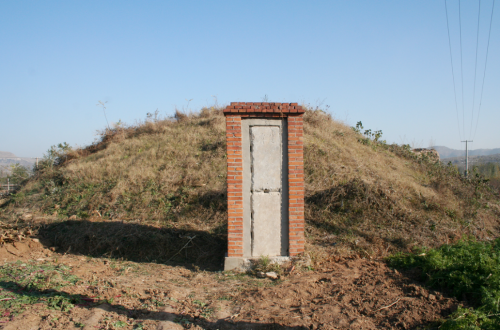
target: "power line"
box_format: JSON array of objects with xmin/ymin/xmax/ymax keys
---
[
  {"xmin": 459, "ymin": 0, "xmax": 465, "ymax": 139},
  {"xmin": 474, "ymin": 0, "xmax": 496, "ymax": 140},
  {"xmin": 470, "ymin": 0, "xmax": 482, "ymax": 139},
  {"xmin": 444, "ymin": 0, "xmax": 463, "ymax": 140}
]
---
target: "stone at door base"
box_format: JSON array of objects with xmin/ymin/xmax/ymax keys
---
[
  {"xmin": 224, "ymin": 256, "xmax": 291, "ymax": 271},
  {"xmin": 265, "ymin": 272, "xmax": 278, "ymax": 280}
]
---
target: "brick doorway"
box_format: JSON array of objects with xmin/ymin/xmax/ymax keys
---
[{"xmin": 223, "ymin": 102, "xmax": 305, "ymax": 270}]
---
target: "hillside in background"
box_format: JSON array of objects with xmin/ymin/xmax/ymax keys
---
[
  {"xmin": 444, "ymin": 153, "xmax": 500, "ymax": 167},
  {"xmin": 441, "ymin": 152, "xmax": 500, "ymax": 192},
  {"xmin": 0, "ymin": 151, "xmax": 36, "ymax": 176},
  {"xmin": 1, "ymin": 108, "xmax": 499, "ymax": 267},
  {"xmin": 433, "ymin": 145, "xmax": 500, "ymax": 159},
  {"xmin": 0, "ymin": 151, "xmax": 16, "ymax": 158}
]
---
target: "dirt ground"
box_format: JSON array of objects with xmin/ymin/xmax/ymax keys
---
[{"xmin": 0, "ymin": 238, "xmax": 459, "ymax": 330}]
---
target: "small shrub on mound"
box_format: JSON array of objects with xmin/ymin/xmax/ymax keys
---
[{"xmin": 388, "ymin": 239, "xmax": 500, "ymax": 329}]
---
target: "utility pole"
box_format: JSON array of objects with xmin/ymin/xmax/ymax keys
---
[{"xmin": 461, "ymin": 140, "xmax": 473, "ymax": 177}]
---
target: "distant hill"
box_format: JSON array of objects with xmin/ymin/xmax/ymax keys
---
[
  {"xmin": 444, "ymin": 153, "xmax": 500, "ymax": 167},
  {"xmin": 0, "ymin": 151, "xmax": 16, "ymax": 158},
  {"xmin": 433, "ymin": 146, "xmax": 500, "ymax": 159},
  {"xmin": 0, "ymin": 151, "xmax": 36, "ymax": 175}
]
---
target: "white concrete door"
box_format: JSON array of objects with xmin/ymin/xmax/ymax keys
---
[
  {"xmin": 250, "ymin": 126, "xmax": 282, "ymax": 257},
  {"xmin": 242, "ymin": 119, "xmax": 288, "ymax": 258}
]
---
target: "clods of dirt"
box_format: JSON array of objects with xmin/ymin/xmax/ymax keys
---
[
  {"xmin": 0, "ymin": 238, "xmax": 46, "ymax": 262},
  {"xmin": 233, "ymin": 259, "xmax": 457, "ymax": 329}
]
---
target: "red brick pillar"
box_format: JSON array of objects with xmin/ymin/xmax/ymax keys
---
[
  {"xmin": 226, "ymin": 115, "xmax": 243, "ymax": 257},
  {"xmin": 287, "ymin": 116, "xmax": 305, "ymax": 256},
  {"xmin": 223, "ymin": 103, "xmax": 305, "ymax": 260}
]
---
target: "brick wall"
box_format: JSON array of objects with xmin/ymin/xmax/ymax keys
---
[
  {"xmin": 224, "ymin": 103, "xmax": 305, "ymax": 257},
  {"xmin": 287, "ymin": 116, "xmax": 305, "ymax": 255},
  {"xmin": 226, "ymin": 116, "xmax": 243, "ymax": 257}
]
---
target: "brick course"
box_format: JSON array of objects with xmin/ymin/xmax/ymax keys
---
[{"xmin": 224, "ymin": 103, "xmax": 305, "ymax": 257}]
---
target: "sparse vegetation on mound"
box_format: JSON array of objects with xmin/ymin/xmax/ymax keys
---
[{"xmin": 1, "ymin": 106, "xmax": 500, "ymax": 267}]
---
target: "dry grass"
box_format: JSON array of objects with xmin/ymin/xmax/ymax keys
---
[
  {"xmin": 1, "ymin": 107, "xmax": 499, "ymax": 267},
  {"xmin": 7, "ymin": 107, "xmax": 228, "ymax": 228},
  {"xmin": 301, "ymin": 110, "xmax": 500, "ymax": 261}
]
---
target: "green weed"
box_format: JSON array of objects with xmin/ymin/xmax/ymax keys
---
[
  {"xmin": 193, "ymin": 299, "xmax": 206, "ymax": 307},
  {"xmin": 0, "ymin": 261, "xmax": 82, "ymax": 318},
  {"xmin": 387, "ymin": 238, "xmax": 500, "ymax": 329},
  {"xmin": 251, "ymin": 255, "xmax": 283, "ymax": 276},
  {"xmin": 112, "ymin": 320, "xmax": 128, "ymax": 328}
]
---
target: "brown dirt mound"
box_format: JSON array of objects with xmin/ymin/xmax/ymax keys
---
[
  {"xmin": 234, "ymin": 259, "xmax": 457, "ymax": 329},
  {"xmin": 0, "ymin": 238, "xmax": 46, "ymax": 262}
]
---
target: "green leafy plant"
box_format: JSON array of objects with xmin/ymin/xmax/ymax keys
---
[
  {"xmin": 387, "ymin": 238, "xmax": 500, "ymax": 329},
  {"xmin": 351, "ymin": 121, "xmax": 364, "ymax": 133},
  {"xmin": 0, "ymin": 261, "xmax": 82, "ymax": 318},
  {"xmin": 4, "ymin": 164, "xmax": 31, "ymax": 184},
  {"xmin": 351, "ymin": 121, "xmax": 385, "ymax": 145},
  {"xmin": 37, "ymin": 142, "xmax": 72, "ymax": 170},
  {"xmin": 112, "ymin": 320, "xmax": 128, "ymax": 328},
  {"xmin": 193, "ymin": 299, "xmax": 206, "ymax": 307},
  {"xmin": 251, "ymin": 255, "xmax": 283, "ymax": 276}
]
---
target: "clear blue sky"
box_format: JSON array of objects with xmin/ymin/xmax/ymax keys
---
[{"xmin": 1, "ymin": 0, "xmax": 498, "ymax": 157}]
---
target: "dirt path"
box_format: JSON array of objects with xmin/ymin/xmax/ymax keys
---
[{"xmin": 0, "ymin": 239, "xmax": 457, "ymax": 329}]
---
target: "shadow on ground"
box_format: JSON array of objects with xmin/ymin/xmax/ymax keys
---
[
  {"xmin": 0, "ymin": 281, "xmax": 305, "ymax": 329},
  {"xmin": 37, "ymin": 220, "xmax": 227, "ymax": 271}
]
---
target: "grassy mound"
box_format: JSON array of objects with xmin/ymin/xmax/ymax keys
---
[{"xmin": 1, "ymin": 107, "xmax": 499, "ymax": 266}]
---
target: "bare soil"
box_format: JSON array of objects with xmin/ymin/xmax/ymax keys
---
[{"xmin": 0, "ymin": 238, "xmax": 458, "ymax": 330}]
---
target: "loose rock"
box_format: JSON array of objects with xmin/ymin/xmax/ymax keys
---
[{"xmin": 265, "ymin": 272, "xmax": 278, "ymax": 280}]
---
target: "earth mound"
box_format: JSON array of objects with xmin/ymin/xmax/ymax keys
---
[{"xmin": 1, "ymin": 107, "xmax": 499, "ymax": 266}]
